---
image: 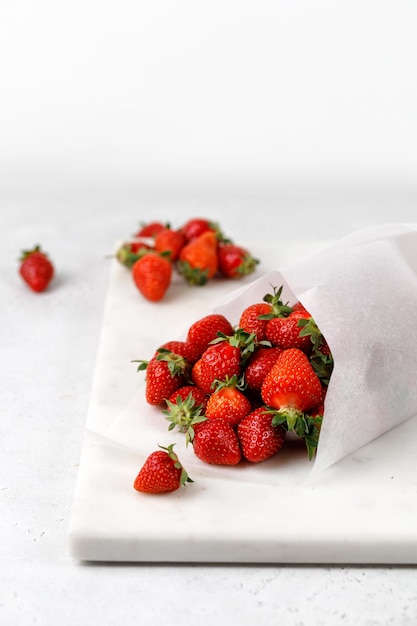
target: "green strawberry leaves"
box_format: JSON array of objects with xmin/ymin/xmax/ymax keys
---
[{"xmin": 270, "ymin": 409, "xmax": 323, "ymax": 460}]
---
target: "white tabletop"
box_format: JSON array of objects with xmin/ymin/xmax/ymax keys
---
[
  {"xmin": 3, "ymin": 189, "xmax": 417, "ymax": 625},
  {"xmin": 2, "ymin": 1, "xmax": 417, "ymax": 624}
]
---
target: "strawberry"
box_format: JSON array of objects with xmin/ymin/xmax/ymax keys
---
[
  {"xmin": 134, "ymin": 348, "xmax": 191, "ymax": 405},
  {"xmin": 265, "ymin": 309, "xmax": 313, "ymax": 352},
  {"xmin": 191, "ymin": 418, "xmax": 242, "ymax": 466},
  {"xmin": 292, "ymin": 301, "xmax": 311, "ymax": 316},
  {"xmin": 180, "ymin": 218, "xmax": 221, "ymax": 242},
  {"xmin": 217, "ymin": 243, "xmax": 259, "ymax": 279},
  {"xmin": 177, "ymin": 230, "xmax": 219, "ymax": 285},
  {"xmin": 261, "ymin": 348, "xmax": 323, "ymax": 416},
  {"xmin": 166, "ymin": 385, "xmax": 209, "ymax": 413},
  {"xmin": 115, "ymin": 240, "xmax": 153, "ymax": 268},
  {"xmin": 154, "ymin": 227, "xmax": 186, "ymax": 262},
  {"xmin": 244, "ymin": 346, "xmax": 283, "ymax": 391},
  {"xmin": 154, "ymin": 341, "xmax": 201, "ymax": 365},
  {"xmin": 186, "ymin": 313, "xmax": 234, "ymax": 357},
  {"xmin": 191, "ymin": 329, "xmax": 256, "ymax": 394},
  {"xmin": 135, "ymin": 221, "xmax": 167, "ymax": 238},
  {"xmin": 133, "ymin": 444, "xmax": 192, "ymax": 493},
  {"xmin": 19, "ymin": 245, "xmax": 54, "ymax": 293},
  {"xmin": 205, "ymin": 376, "xmax": 252, "ymax": 427},
  {"xmin": 237, "ymin": 406, "xmax": 286, "ymax": 463},
  {"xmin": 238, "ymin": 286, "xmax": 293, "ymax": 341},
  {"xmin": 238, "ymin": 302, "xmax": 272, "ymax": 342},
  {"xmin": 132, "ymin": 252, "xmax": 172, "ymax": 302},
  {"xmin": 163, "ymin": 389, "xmax": 207, "ymax": 433}
]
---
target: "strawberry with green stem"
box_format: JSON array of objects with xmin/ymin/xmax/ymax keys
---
[
  {"xmin": 191, "ymin": 328, "xmax": 257, "ymax": 394},
  {"xmin": 239, "ymin": 285, "xmax": 293, "ymax": 342},
  {"xmin": 205, "ymin": 375, "xmax": 252, "ymax": 427},
  {"xmin": 261, "ymin": 348, "xmax": 324, "ymax": 459},
  {"xmin": 133, "ymin": 444, "xmax": 193, "ymax": 494},
  {"xmin": 217, "ymin": 243, "xmax": 259, "ymax": 279},
  {"xmin": 163, "ymin": 390, "xmax": 207, "ymax": 433},
  {"xmin": 134, "ymin": 348, "xmax": 192, "ymax": 406},
  {"xmin": 115, "ymin": 240, "xmax": 153, "ymax": 268},
  {"xmin": 237, "ymin": 406, "xmax": 287, "ymax": 463}
]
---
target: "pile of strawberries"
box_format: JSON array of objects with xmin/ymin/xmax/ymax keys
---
[
  {"xmin": 133, "ymin": 286, "xmax": 334, "ymax": 494},
  {"xmin": 115, "ymin": 217, "xmax": 259, "ymax": 302}
]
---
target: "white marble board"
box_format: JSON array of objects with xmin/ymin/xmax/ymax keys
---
[{"xmin": 68, "ymin": 241, "xmax": 417, "ymax": 563}]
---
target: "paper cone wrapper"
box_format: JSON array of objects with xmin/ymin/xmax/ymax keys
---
[{"xmin": 102, "ymin": 222, "xmax": 417, "ymax": 481}]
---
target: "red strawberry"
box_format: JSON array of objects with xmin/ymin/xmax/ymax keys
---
[
  {"xmin": 261, "ymin": 348, "xmax": 323, "ymax": 416},
  {"xmin": 191, "ymin": 341, "xmax": 242, "ymax": 394},
  {"xmin": 237, "ymin": 406, "xmax": 286, "ymax": 463},
  {"xmin": 154, "ymin": 341, "xmax": 201, "ymax": 365},
  {"xmin": 133, "ymin": 444, "xmax": 192, "ymax": 494},
  {"xmin": 190, "ymin": 328, "xmax": 256, "ymax": 394},
  {"xmin": 186, "ymin": 313, "xmax": 234, "ymax": 357},
  {"xmin": 180, "ymin": 218, "xmax": 221, "ymax": 242},
  {"xmin": 115, "ymin": 240, "xmax": 153, "ymax": 268},
  {"xmin": 19, "ymin": 245, "xmax": 54, "ymax": 293},
  {"xmin": 154, "ymin": 227, "xmax": 186, "ymax": 262},
  {"xmin": 135, "ymin": 349, "xmax": 191, "ymax": 405},
  {"xmin": 244, "ymin": 346, "xmax": 283, "ymax": 391},
  {"xmin": 238, "ymin": 302, "xmax": 272, "ymax": 342},
  {"xmin": 217, "ymin": 243, "xmax": 259, "ymax": 279},
  {"xmin": 166, "ymin": 385, "xmax": 209, "ymax": 412},
  {"xmin": 239, "ymin": 286, "xmax": 294, "ymax": 341},
  {"xmin": 177, "ymin": 230, "xmax": 219, "ymax": 285},
  {"xmin": 191, "ymin": 418, "xmax": 242, "ymax": 466},
  {"xmin": 265, "ymin": 309, "xmax": 313, "ymax": 352},
  {"xmin": 163, "ymin": 388, "xmax": 208, "ymax": 433},
  {"xmin": 205, "ymin": 377, "xmax": 252, "ymax": 427},
  {"xmin": 132, "ymin": 252, "xmax": 172, "ymax": 302},
  {"xmin": 135, "ymin": 221, "xmax": 167, "ymax": 238}
]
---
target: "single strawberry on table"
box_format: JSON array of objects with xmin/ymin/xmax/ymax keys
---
[
  {"xmin": 133, "ymin": 444, "xmax": 192, "ymax": 494},
  {"xmin": 19, "ymin": 245, "xmax": 54, "ymax": 293},
  {"xmin": 132, "ymin": 252, "xmax": 172, "ymax": 302}
]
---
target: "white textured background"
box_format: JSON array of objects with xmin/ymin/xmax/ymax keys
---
[
  {"xmin": 2, "ymin": 3, "xmax": 417, "ymax": 626},
  {"xmin": 2, "ymin": 0, "xmax": 417, "ymax": 194}
]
